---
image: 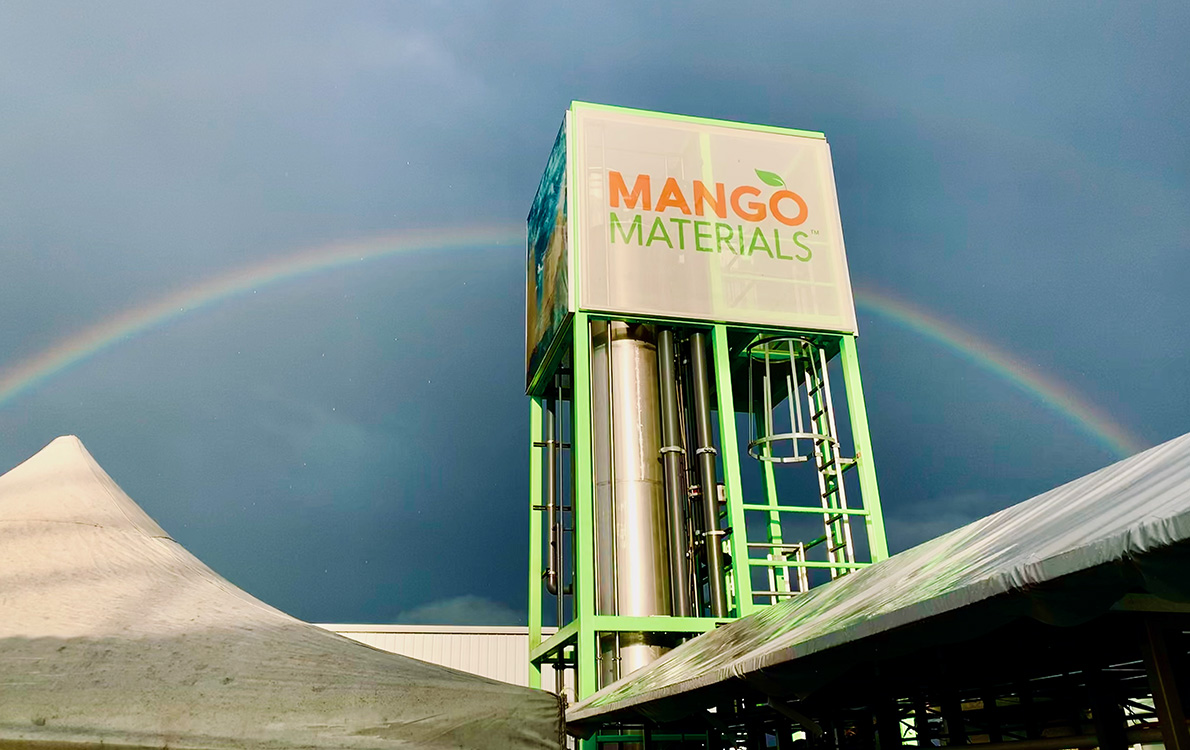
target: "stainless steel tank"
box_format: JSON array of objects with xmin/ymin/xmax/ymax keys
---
[{"xmin": 590, "ymin": 321, "xmax": 672, "ymax": 686}]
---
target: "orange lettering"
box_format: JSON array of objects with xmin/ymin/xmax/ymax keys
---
[
  {"xmin": 769, "ymin": 190, "xmax": 808, "ymax": 226},
  {"xmin": 608, "ymin": 171, "xmax": 651, "ymax": 210},
  {"xmin": 654, "ymin": 178, "xmax": 692, "ymax": 215},
  {"xmin": 693, "ymin": 181, "xmax": 726, "ymax": 218},
  {"xmin": 730, "ymin": 185, "xmax": 766, "ymax": 222}
]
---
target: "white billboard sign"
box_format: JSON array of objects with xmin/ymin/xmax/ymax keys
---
[{"xmin": 572, "ymin": 104, "xmax": 858, "ymax": 334}]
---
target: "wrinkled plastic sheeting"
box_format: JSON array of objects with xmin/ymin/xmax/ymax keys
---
[
  {"xmin": 569, "ymin": 432, "xmax": 1190, "ymax": 725},
  {"xmin": 0, "ymin": 436, "xmax": 564, "ymax": 750}
]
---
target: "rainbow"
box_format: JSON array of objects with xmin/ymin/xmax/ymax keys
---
[
  {"xmin": 0, "ymin": 226, "xmax": 520, "ymax": 410},
  {"xmin": 0, "ymin": 228, "xmax": 1143, "ymax": 458},
  {"xmin": 854, "ymin": 288, "xmax": 1143, "ymax": 457}
]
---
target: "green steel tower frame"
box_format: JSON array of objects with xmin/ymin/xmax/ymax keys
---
[{"xmin": 525, "ymin": 103, "xmax": 889, "ymax": 734}]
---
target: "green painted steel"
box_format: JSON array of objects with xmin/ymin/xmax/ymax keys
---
[
  {"xmin": 741, "ymin": 504, "xmax": 870, "ymax": 515},
  {"xmin": 571, "ymin": 312, "xmax": 598, "ymax": 699},
  {"xmin": 761, "ymin": 458, "xmax": 788, "ymax": 597},
  {"xmin": 527, "ymin": 325, "xmax": 891, "ymax": 692},
  {"xmin": 840, "ymin": 334, "xmax": 890, "ymax": 561},
  {"xmin": 526, "ymin": 105, "xmax": 887, "ymax": 743},
  {"xmin": 570, "ymin": 100, "xmax": 826, "ymax": 140},
  {"xmin": 527, "ymin": 397, "xmax": 544, "ymax": 690},
  {"xmin": 712, "ymin": 324, "xmax": 756, "ymax": 617},
  {"xmin": 527, "ymin": 328, "xmax": 890, "ymax": 693},
  {"xmin": 749, "ymin": 559, "xmax": 871, "ymax": 570},
  {"xmin": 529, "ymin": 619, "xmax": 578, "ymax": 663}
]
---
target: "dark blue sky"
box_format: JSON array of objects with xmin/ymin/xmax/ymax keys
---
[{"xmin": 1, "ymin": 2, "xmax": 1187, "ymax": 625}]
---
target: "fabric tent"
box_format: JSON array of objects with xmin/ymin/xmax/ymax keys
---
[
  {"xmin": 568, "ymin": 431, "xmax": 1190, "ymax": 729},
  {"xmin": 0, "ymin": 436, "xmax": 562, "ymax": 750}
]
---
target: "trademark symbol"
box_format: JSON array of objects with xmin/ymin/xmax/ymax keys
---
[{"xmin": 811, "ymin": 229, "xmax": 820, "ymax": 236}]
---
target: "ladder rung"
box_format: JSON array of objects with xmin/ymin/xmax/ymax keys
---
[{"xmin": 739, "ymin": 504, "xmax": 869, "ymax": 516}]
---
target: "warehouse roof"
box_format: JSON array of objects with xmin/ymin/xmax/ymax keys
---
[{"xmin": 568, "ymin": 431, "xmax": 1190, "ymax": 728}]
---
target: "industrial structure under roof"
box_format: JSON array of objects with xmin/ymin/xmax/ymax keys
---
[{"xmin": 567, "ymin": 431, "xmax": 1190, "ymax": 749}]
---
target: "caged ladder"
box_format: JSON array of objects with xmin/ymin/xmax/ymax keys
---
[{"xmin": 744, "ymin": 336, "xmax": 863, "ymax": 605}]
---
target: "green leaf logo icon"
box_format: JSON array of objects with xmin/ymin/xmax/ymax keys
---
[{"xmin": 755, "ymin": 169, "xmax": 785, "ymax": 187}]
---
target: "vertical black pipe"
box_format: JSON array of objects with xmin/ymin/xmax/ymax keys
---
[
  {"xmin": 657, "ymin": 329, "xmax": 692, "ymax": 617},
  {"xmin": 544, "ymin": 394, "xmax": 559, "ymax": 596},
  {"xmin": 688, "ymin": 331, "xmax": 728, "ymax": 618},
  {"xmin": 674, "ymin": 352, "xmax": 704, "ymax": 615}
]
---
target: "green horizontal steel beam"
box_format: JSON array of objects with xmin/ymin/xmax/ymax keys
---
[
  {"xmin": 532, "ymin": 614, "xmax": 731, "ymax": 663},
  {"xmin": 746, "ymin": 559, "xmax": 871, "ymax": 570},
  {"xmin": 740, "ymin": 504, "xmax": 870, "ymax": 516},
  {"xmin": 529, "ymin": 618, "xmax": 580, "ymax": 663}
]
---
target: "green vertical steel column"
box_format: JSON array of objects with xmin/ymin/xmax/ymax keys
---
[
  {"xmin": 839, "ymin": 335, "xmax": 889, "ymax": 561},
  {"xmin": 527, "ymin": 397, "xmax": 544, "ymax": 690},
  {"xmin": 712, "ymin": 325, "xmax": 756, "ymax": 616},
  {"xmin": 571, "ymin": 312, "xmax": 599, "ymax": 700}
]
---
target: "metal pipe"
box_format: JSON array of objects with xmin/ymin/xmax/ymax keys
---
[
  {"xmin": 656, "ymin": 329, "xmax": 692, "ymax": 617},
  {"xmin": 593, "ymin": 321, "xmax": 618, "ymax": 686},
  {"xmin": 674, "ymin": 349, "xmax": 703, "ymax": 616},
  {"xmin": 544, "ymin": 394, "xmax": 559, "ymax": 596},
  {"xmin": 688, "ymin": 331, "xmax": 728, "ymax": 618},
  {"xmin": 592, "ymin": 321, "xmax": 673, "ymax": 685}
]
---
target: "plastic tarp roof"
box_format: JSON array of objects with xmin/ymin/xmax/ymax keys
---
[
  {"xmin": 569, "ymin": 431, "xmax": 1190, "ymax": 727},
  {"xmin": 0, "ymin": 436, "xmax": 563, "ymax": 750}
]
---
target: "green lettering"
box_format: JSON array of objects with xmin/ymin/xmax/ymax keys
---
[
  {"xmin": 646, "ymin": 217, "xmax": 673, "ymax": 248},
  {"xmin": 792, "ymin": 231, "xmax": 812, "ymax": 262},
  {"xmin": 694, "ymin": 221, "xmax": 714, "ymax": 252},
  {"xmin": 609, "ymin": 212, "xmax": 643, "ymax": 245},
  {"xmin": 669, "ymin": 218, "xmax": 691, "ymax": 250},
  {"xmin": 774, "ymin": 228, "xmax": 793, "ymax": 260},
  {"xmin": 749, "ymin": 227, "xmax": 773, "ymax": 258},
  {"xmin": 714, "ymin": 223, "xmax": 737, "ymax": 254}
]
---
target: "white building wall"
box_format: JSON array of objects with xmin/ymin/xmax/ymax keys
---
[{"xmin": 316, "ymin": 624, "xmax": 569, "ymax": 698}]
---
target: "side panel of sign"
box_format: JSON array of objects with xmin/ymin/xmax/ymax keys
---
[
  {"xmin": 526, "ymin": 119, "xmax": 571, "ymax": 388},
  {"xmin": 573, "ymin": 106, "xmax": 857, "ymax": 333}
]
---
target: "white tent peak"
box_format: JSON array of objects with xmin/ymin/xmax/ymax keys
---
[
  {"xmin": 1, "ymin": 435, "xmax": 169, "ymax": 540},
  {"xmin": 0, "ymin": 437, "xmax": 563, "ymax": 749}
]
